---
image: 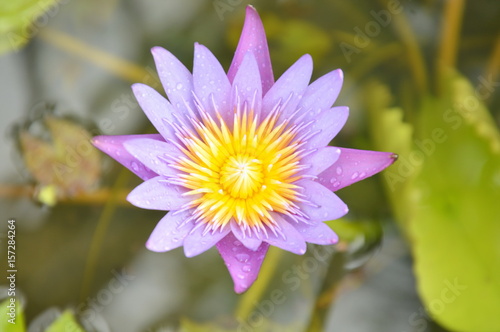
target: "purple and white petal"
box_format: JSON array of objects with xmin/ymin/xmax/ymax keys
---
[
  {"xmin": 231, "ymin": 221, "xmax": 263, "ymax": 251},
  {"xmin": 301, "ymin": 146, "xmax": 341, "ymax": 176},
  {"xmin": 300, "ymin": 106, "xmax": 349, "ymax": 150},
  {"xmin": 228, "ymin": 6, "xmax": 274, "ymax": 94},
  {"xmin": 92, "ymin": 134, "xmax": 162, "ymax": 180},
  {"xmin": 262, "ymin": 213, "xmax": 307, "ymax": 255},
  {"xmin": 193, "ymin": 43, "xmax": 231, "ymax": 121},
  {"xmin": 132, "ymin": 84, "xmax": 177, "ymax": 142},
  {"xmin": 318, "ymin": 148, "xmax": 397, "ymax": 191},
  {"xmin": 292, "ymin": 222, "xmax": 339, "ymax": 245},
  {"xmin": 151, "ymin": 46, "xmax": 195, "ymax": 115},
  {"xmin": 231, "ymin": 52, "xmax": 262, "ymax": 119},
  {"xmin": 123, "ymin": 138, "xmax": 182, "ymax": 177},
  {"xmin": 127, "ymin": 176, "xmax": 196, "ymax": 211},
  {"xmin": 216, "ymin": 233, "xmax": 269, "ymax": 293},
  {"xmin": 297, "ymin": 69, "xmax": 344, "ymax": 123},
  {"xmin": 183, "ymin": 225, "xmax": 230, "ymax": 258},
  {"xmin": 146, "ymin": 210, "xmax": 195, "ymax": 252},
  {"xmin": 262, "ymin": 54, "xmax": 312, "ymax": 120},
  {"xmin": 297, "ymin": 180, "xmax": 349, "ymax": 223}
]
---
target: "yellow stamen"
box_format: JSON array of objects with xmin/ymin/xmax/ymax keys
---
[{"xmin": 171, "ymin": 105, "xmax": 304, "ymax": 231}]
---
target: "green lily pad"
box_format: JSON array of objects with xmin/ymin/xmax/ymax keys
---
[{"xmin": 368, "ymin": 71, "xmax": 500, "ymax": 331}]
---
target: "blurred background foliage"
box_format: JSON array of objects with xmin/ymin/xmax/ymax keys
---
[{"xmin": 0, "ymin": 0, "xmax": 499, "ymax": 331}]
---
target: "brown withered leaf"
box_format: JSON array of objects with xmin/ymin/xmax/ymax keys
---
[{"xmin": 19, "ymin": 115, "xmax": 101, "ymax": 205}]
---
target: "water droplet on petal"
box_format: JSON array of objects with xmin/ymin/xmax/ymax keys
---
[
  {"xmin": 351, "ymin": 172, "xmax": 359, "ymax": 180},
  {"xmin": 131, "ymin": 161, "xmax": 140, "ymax": 172},
  {"xmin": 333, "ymin": 181, "xmax": 341, "ymax": 188},
  {"xmin": 329, "ymin": 177, "xmax": 337, "ymax": 184},
  {"xmin": 176, "ymin": 83, "xmax": 183, "ymax": 90},
  {"xmin": 236, "ymin": 253, "xmax": 250, "ymax": 263},
  {"xmin": 233, "ymin": 240, "xmax": 242, "ymax": 247},
  {"xmin": 242, "ymin": 265, "xmax": 251, "ymax": 272},
  {"xmin": 336, "ymin": 166, "xmax": 343, "ymax": 175},
  {"xmin": 237, "ymin": 274, "xmax": 245, "ymax": 280},
  {"xmin": 360, "ymin": 172, "xmax": 366, "ymax": 178}
]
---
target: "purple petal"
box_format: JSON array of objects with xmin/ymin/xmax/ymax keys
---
[
  {"xmin": 302, "ymin": 106, "xmax": 349, "ymax": 149},
  {"xmin": 296, "ymin": 69, "xmax": 344, "ymax": 123},
  {"xmin": 231, "ymin": 52, "xmax": 262, "ymax": 119},
  {"xmin": 193, "ymin": 43, "xmax": 231, "ymax": 121},
  {"xmin": 183, "ymin": 225, "xmax": 230, "ymax": 258},
  {"xmin": 228, "ymin": 6, "xmax": 274, "ymax": 94},
  {"xmin": 297, "ymin": 180, "xmax": 348, "ymax": 223},
  {"xmin": 301, "ymin": 146, "xmax": 341, "ymax": 176},
  {"xmin": 92, "ymin": 134, "xmax": 162, "ymax": 180},
  {"xmin": 123, "ymin": 138, "xmax": 182, "ymax": 177},
  {"xmin": 263, "ymin": 213, "xmax": 307, "ymax": 254},
  {"xmin": 318, "ymin": 148, "xmax": 397, "ymax": 191},
  {"xmin": 132, "ymin": 83, "xmax": 177, "ymax": 142},
  {"xmin": 292, "ymin": 222, "xmax": 339, "ymax": 245},
  {"xmin": 146, "ymin": 210, "xmax": 195, "ymax": 252},
  {"xmin": 230, "ymin": 221, "xmax": 263, "ymax": 251},
  {"xmin": 151, "ymin": 46, "xmax": 195, "ymax": 115},
  {"xmin": 262, "ymin": 54, "xmax": 312, "ymax": 120},
  {"xmin": 216, "ymin": 233, "xmax": 269, "ymax": 293},
  {"xmin": 127, "ymin": 176, "xmax": 195, "ymax": 211}
]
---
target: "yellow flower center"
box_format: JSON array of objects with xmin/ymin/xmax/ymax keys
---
[
  {"xmin": 220, "ymin": 155, "xmax": 264, "ymax": 199},
  {"xmin": 169, "ymin": 104, "xmax": 305, "ymax": 233}
]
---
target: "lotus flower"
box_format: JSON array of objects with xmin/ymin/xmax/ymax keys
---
[{"xmin": 93, "ymin": 6, "xmax": 396, "ymax": 293}]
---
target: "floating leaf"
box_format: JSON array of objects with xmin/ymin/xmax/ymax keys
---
[
  {"xmin": 368, "ymin": 71, "xmax": 500, "ymax": 331},
  {"xmin": 0, "ymin": 0, "xmax": 62, "ymax": 54}
]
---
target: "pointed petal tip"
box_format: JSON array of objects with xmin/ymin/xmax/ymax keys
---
[
  {"xmin": 235, "ymin": 283, "xmax": 250, "ymax": 294},
  {"xmin": 150, "ymin": 45, "xmax": 166, "ymax": 56}
]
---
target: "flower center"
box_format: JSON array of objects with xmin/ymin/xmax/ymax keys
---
[
  {"xmin": 220, "ymin": 155, "xmax": 263, "ymax": 199},
  {"xmin": 167, "ymin": 103, "xmax": 307, "ymax": 234}
]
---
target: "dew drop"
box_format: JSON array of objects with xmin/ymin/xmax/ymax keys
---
[
  {"xmin": 242, "ymin": 265, "xmax": 251, "ymax": 272},
  {"xmin": 236, "ymin": 253, "xmax": 250, "ymax": 263},
  {"xmin": 336, "ymin": 166, "xmax": 343, "ymax": 175},
  {"xmin": 176, "ymin": 83, "xmax": 183, "ymax": 90},
  {"xmin": 329, "ymin": 177, "xmax": 337, "ymax": 184},
  {"xmin": 360, "ymin": 172, "xmax": 366, "ymax": 178},
  {"xmin": 237, "ymin": 274, "xmax": 245, "ymax": 280},
  {"xmin": 233, "ymin": 240, "xmax": 242, "ymax": 247},
  {"xmin": 131, "ymin": 161, "xmax": 140, "ymax": 171},
  {"xmin": 333, "ymin": 181, "xmax": 341, "ymax": 188},
  {"xmin": 351, "ymin": 172, "xmax": 359, "ymax": 180}
]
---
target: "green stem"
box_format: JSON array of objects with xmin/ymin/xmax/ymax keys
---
[
  {"xmin": 235, "ymin": 246, "xmax": 283, "ymax": 321},
  {"xmin": 79, "ymin": 169, "xmax": 130, "ymax": 301},
  {"xmin": 380, "ymin": 0, "xmax": 429, "ymax": 96},
  {"xmin": 436, "ymin": 0, "xmax": 465, "ymax": 87}
]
